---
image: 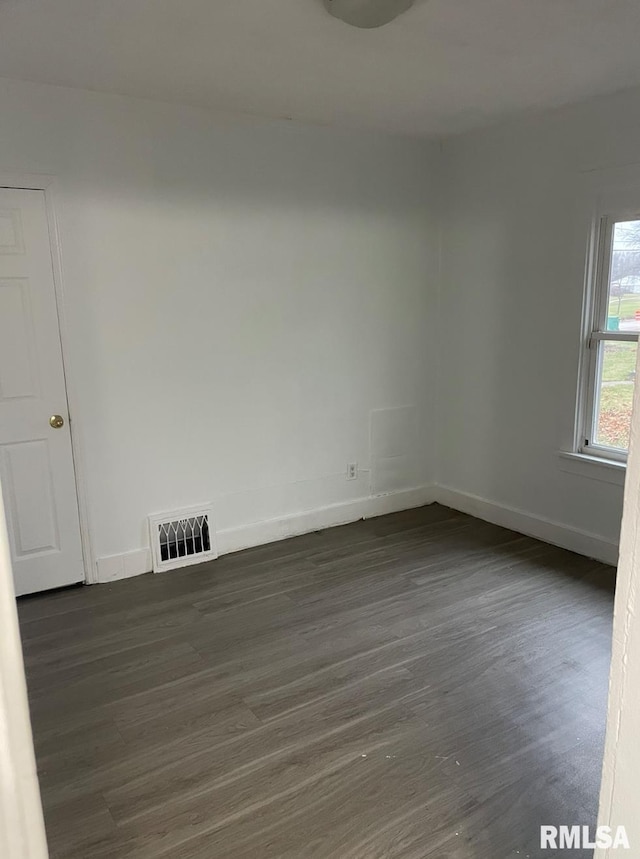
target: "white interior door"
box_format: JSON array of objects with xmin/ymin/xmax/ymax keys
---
[{"xmin": 0, "ymin": 187, "xmax": 84, "ymax": 596}]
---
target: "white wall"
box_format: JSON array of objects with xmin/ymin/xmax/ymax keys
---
[
  {"xmin": 0, "ymin": 78, "xmax": 440, "ymax": 578},
  {"xmin": 437, "ymin": 88, "xmax": 640, "ymax": 559},
  {"xmin": 4, "ymin": 74, "xmax": 636, "ymax": 581}
]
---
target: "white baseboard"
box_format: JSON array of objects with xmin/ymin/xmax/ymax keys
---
[
  {"xmin": 94, "ymin": 485, "xmax": 437, "ymax": 583},
  {"xmin": 94, "ymin": 482, "xmax": 619, "ymax": 583},
  {"xmin": 215, "ymin": 485, "xmax": 437, "ymax": 557},
  {"xmin": 435, "ymin": 485, "xmax": 619, "ymax": 566},
  {"xmin": 96, "ymin": 548, "xmax": 152, "ymax": 583}
]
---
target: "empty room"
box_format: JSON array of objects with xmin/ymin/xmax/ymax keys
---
[{"xmin": 2, "ymin": 1, "xmax": 640, "ymax": 857}]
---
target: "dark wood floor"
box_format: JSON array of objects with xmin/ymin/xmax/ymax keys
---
[{"xmin": 18, "ymin": 504, "xmax": 614, "ymax": 859}]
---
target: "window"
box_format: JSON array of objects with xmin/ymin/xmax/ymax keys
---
[{"xmin": 580, "ymin": 216, "xmax": 640, "ymax": 461}]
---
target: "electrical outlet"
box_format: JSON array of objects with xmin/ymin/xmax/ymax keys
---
[{"xmin": 346, "ymin": 462, "xmax": 358, "ymax": 480}]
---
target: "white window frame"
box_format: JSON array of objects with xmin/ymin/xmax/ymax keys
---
[{"xmin": 578, "ymin": 213, "xmax": 640, "ymax": 463}]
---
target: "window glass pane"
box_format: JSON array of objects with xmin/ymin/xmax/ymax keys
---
[
  {"xmin": 593, "ymin": 340, "xmax": 637, "ymax": 451},
  {"xmin": 607, "ymin": 219, "xmax": 640, "ymax": 332}
]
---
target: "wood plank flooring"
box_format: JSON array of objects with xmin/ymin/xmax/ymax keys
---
[{"xmin": 17, "ymin": 504, "xmax": 615, "ymax": 859}]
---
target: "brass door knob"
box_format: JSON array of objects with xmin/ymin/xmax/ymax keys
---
[{"xmin": 49, "ymin": 415, "xmax": 65, "ymax": 429}]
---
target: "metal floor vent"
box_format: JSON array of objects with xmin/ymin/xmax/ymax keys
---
[{"xmin": 149, "ymin": 505, "xmax": 217, "ymax": 573}]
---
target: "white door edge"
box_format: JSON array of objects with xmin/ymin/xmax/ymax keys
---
[{"xmin": 0, "ymin": 488, "xmax": 49, "ymax": 859}]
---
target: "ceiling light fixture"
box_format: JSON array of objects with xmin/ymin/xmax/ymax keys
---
[{"xmin": 323, "ymin": 0, "xmax": 415, "ymax": 29}]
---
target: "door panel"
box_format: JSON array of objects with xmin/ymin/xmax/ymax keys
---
[
  {"xmin": 0, "ymin": 206, "xmax": 25, "ymax": 253},
  {"xmin": 0, "ymin": 279, "xmax": 38, "ymax": 398},
  {"xmin": 2, "ymin": 441, "xmax": 59, "ymax": 557},
  {"xmin": 0, "ymin": 188, "xmax": 84, "ymax": 595}
]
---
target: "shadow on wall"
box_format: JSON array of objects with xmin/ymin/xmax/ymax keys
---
[{"xmin": 438, "ymin": 142, "xmax": 624, "ymax": 545}]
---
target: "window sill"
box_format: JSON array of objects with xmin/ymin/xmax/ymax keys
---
[{"xmin": 558, "ymin": 451, "xmax": 626, "ymax": 486}]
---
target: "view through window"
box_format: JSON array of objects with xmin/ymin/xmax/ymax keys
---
[{"xmin": 585, "ymin": 218, "xmax": 640, "ymax": 457}]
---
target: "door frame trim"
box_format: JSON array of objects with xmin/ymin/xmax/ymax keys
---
[
  {"xmin": 0, "ymin": 489, "xmax": 49, "ymax": 858},
  {"xmin": 0, "ymin": 172, "xmax": 95, "ymax": 585}
]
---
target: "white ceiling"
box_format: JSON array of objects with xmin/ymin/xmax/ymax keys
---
[{"xmin": 1, "ymin": 0, "xmax": 640, "ymax": 137}]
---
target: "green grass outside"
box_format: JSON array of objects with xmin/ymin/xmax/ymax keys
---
[
  {"xmin": 608, "ymin": 294, "xmax": 640, "ymax": 320},
  {"xmin": 599, "ymin": 383, "xmax": 634, "ymax": 409},
  {"xmin": 597, "ymin": 343, "xmax": 636, "ymax": 448},
  {"xmin": 601, "ymin": 342, "xmax": 637, "ymax": 381}
]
